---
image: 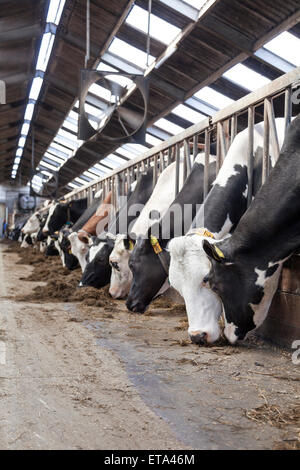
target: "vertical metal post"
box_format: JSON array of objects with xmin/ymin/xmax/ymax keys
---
[
  {"xmin": 85, "ymin": 0, "xmax": 90, "ymax": 68},
  {"xmin": 284, "ymin": 87, "xmax": 292, "ymax": 137},
  {"xmin": 204, "ymin": 128, "xmax": 210, "ymax": 199},
  {"xmin": 146, "ymin": 0, "xmax": 152, "ymax": 67},
  {"xmin": 231, "ymin": 115, "xmax": 237, "ymax": 145},
  {"xmin": 247, "ymin": 106, "xmax": 254, "ymax": 207},
  {"xmin": 175, "ymin": 143, "xmax": 180, "ymax": 196},
  {"xmin": 153, "ymin": 155, "xmax": 158, "ymax": 189},
  {"xmin": 265, "ymin": 98, "xmax": 280, "ymax": 162},
  {"xmin": 184, "ymin": 139, "xmax": 191, "ymax": 179},
  {"xmin": 193, "ymin": 135, "xmax": 198, "ymax": 162},
  {"xmin": 263, "ymin": 100, "xmax": 270, "ymax": 184},
  {"xmin": 168, "ymin": 148, "xmax": 172, "ymax": 166}
]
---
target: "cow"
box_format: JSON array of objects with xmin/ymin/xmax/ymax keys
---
[
  {"xmin": 108, "ymin": 158, "xmax": 187, "ymax": 299},
  {"xmin": 201, "ymin": 115, "xmax": 300, "ymax": 344},
  {"xmin": 125, "ymin": 152, "xmax": 216, "ymax": 311},
  {"xmin": 53, "ymin": 195, "xmax": 103, "ymax": 271},
  {"xmin": 167, "ymin": 118, "xmax": 286, "ymax": 343},
  {"xmin": 77, "ymin": 192, "xmax": 112, "ymax": 243},
  {"xmin": 21, "ymin": 233, "xmax": 33, "ymax": 248},
  {"xmin": 45, "ymin": 236, "xmax": 59, "ymax": 256},
  {"xmin": 22, "ymin": 212, "xmax": 42, "ymax": 235},
  {"xmin": 43, "ymin": 198, "xmax": 88, "ymax": 235},
  {"xmin": 80, "ymin": 168, "xmax": 154, "ymax": 288}
]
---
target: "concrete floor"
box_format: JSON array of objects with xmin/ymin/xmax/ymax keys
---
[{"xmin": 0, "ymin": 242, "xmax": 299, "ymax": 450}]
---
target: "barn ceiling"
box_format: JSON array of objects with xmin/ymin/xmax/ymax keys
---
[{"xmin": 1, "ymin": 0, "xmax": 300, "ymax": 195}]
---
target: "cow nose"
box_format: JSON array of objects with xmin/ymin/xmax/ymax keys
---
[
  {"xmin": 202, "ymin": 275, "xmax": 209, "ymax": 286},
  {"xmin": 189, "ymin": 332, "xmax": 207, "ymax": 344}
]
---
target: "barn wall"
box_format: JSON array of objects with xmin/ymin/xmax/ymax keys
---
[{"xmin": 256, "ymin": 256, "xmax": 300, "ymax": 348}]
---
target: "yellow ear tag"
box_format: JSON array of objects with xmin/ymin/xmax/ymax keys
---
[
  {"xmin": 128, "ymin": 240, "xmax": 135, "ymax": 251},
  {"xmin": 215, "ymin": 246, "xmax": 225, "ymax": 259},
  {"xmin": 68, "ymin": 249, "xmax": 72, "ymax": 255},
  {"xmin": 150, "ymin": 235, "xmax": 163, "ymax": 254}
]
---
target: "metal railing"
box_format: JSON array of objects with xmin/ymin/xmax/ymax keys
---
[{"xmin": 62, "ymin": 66, "xmax": 300, "ymax": 211}]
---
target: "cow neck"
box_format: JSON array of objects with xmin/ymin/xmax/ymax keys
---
[{"xmin": 149, "ymin": 235, "xmax": 169, "ymax": 275}]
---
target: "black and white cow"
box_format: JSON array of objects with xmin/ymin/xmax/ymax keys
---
[
  {"xmin": 126, "ymin": 153, "xmax": 216, "ymax": 312},
  {"xmin": 54, "ymin": 196, "xmax": 103, "ymax": 271},
  {"xmin": 43, "ymin": 198, "xmax": 88, "ymax": 235},
  {"xmin": 202, "ymin": 115, "xmax": 300, "ymax": 344},
  {"xmin": 80, "ymin": 168, "xmax": 154, "ymax": 288},
  {"xmin": 168, "ymin": 118, "xmax": 286, "ymax": 343}
]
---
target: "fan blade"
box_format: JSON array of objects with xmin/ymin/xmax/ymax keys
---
[
  {"xmin": 96, "ymin": 104, "xmax": 117, "ymax": 130},
  {"xmin": 117, "ymin": 106, "xmax": 144, "ymax": 130}
]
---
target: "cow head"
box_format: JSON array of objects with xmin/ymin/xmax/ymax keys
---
[
  {"xmin": 43, "ymin": 202, "xmax": 68, "ymax": 235},
  {"xmin": 168, "ymin": 234, "xmax": 222, "ymax": 344},
  {"xmin": 109, "ymin": 234, "xmax": 135, "ymax": 299},
  {"xmin": 45, "ymin": 236, "xmax": 59, "ymax": 256},
  {"xmin": 68, "ymin": 232, "xmax": 90, "ymax": 272},
  {"xmin": 22, "ymin": 213, "xmax": 41, "ymax": 235},
  {"xmin": 58, "ymin": 231, "xmax": 79, "ymax": 270},
  {"xmin": 126, "ymin": 233, "xmax": 169, "ymax": 313},
  {"xmin": 79, "ymin": 234, "xmax": 116, "ymax": 288},
  {"xmin": 202, "ymin": 239, "xmax": 282, "ymax": 343}
]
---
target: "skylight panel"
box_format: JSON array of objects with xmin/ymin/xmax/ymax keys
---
[
  {"xmin": 126, "ymin": 5, "xmax": 180, "ymax": 45},
  {"xmin": 83, "ymin": 171, "xmax": 99, "ymax": 180},
  {"xmin": 29, "ymin": 76, "xmax": 43, "ymax": 101},
  {"xmin": 46, "ymin": 0, "xmax": 66, "ymax": 25},
  {"xmin": 154, "ymin": 118, "xmax": 184, "ymax": 135},
  {"xmin": 93, "ymin": 163, "xmax": 111, "ymax": 174},
  {"xmin": 68, "ymin": 182, "xmax": 81, "ymax": 189},
  {"xmin": 108, "ymin": 38, "xmax": 155, "ymax": 70},
  {"xmin": 146, "ymin": 133, "xmax": 162, "ymax": 146},
  {"xmin": 49, "ymin": 142, "xmax": 73, "ymax": 158},
  {"xmin": 264, "ymin": 32, "xmax": 300, "ymax": 67},
  {"xmin": 39, "ymin": 160, "xmax": 58, "ymax": 171},
  {"xmin": 36, "ymin": 32, "xmax": 55, "ymax": 72},
  {"xmin": 24, "ymin": 103, "xmax": 35, "ymax": 121},
  {"xmin": 18, "ymin": 136, "xmax": 26, "ymax": 148},
  {"xmin": 183, "ymin": 0, "xmax": 207, "ymax": 9},
  {"xmin": 115, "ymin": 147, "xmax": 137, "ymax": 159},
  {"xmin": 44, "ymin": 152, "xmax": 65, "ymax": 164},
  {"xmin": 62, "ymin": 118, "xmax": 78, "ymax": 133},
  {"xmin": 96, "ymin": 62, "xmax": 118, "ymax": 73},
  {"xmin": 223, "ymin": 64, "xmax": 271, "ymax": 92},
  {"xmin": 172, "ymin": 104, "xmax": 205, "ymax": 124},
  {"xmin": 103, "ymin": 154, "xmax": 127, "ymax": 167},
  {"xmin": 75, "ymin": 177, "xmax": 90, "ymax": 185},
  {"xmin": 21, "ymin": 123, "xmax": 30, "ymax": 136},
  {"xmin": 89, "ymin": 83, "xmax": 111, "ymax": 102},
  {"xmin": 194, "ymin": 86, "xmax": 234, "ymax": 109}
]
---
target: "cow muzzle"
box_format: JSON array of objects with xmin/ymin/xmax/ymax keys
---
[{"xmin": 189, "ymin": 331, "xmax": 208, "ymax": 345}]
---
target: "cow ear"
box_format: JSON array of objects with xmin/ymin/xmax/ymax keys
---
[
  {"xmin": 124, "ymin": 237, "xmax": 135, "ymax": 251},
  {"xmin": 202, "ymin": 240, "xmax": 226, "ymax": 263}
]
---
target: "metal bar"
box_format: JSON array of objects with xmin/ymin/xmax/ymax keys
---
[
  {"xmin": 265, "ymin": 99, "xmax": 280, "ymax": 162},
  {"xmin": 153, "ymin": 155, "xmax": 158, "ymax": 189},
  {"xmin": 217, "ymin": 122, "xmax": 227, "ymax": 164},
  {"xmin": 146, "ymin": 0, "xmax": 152, "ymax": 67},
  {"xmin": 175, "ymin": 144, "xmax": 180, "ymax": 196},
  {"xmin": 204, "ymin": 129, "xmax": 210, "ymax": 199},
  {"xmin": 193, "ymin": 135, "xmax": 198, "ymax": 162},
  {"xmin": 85, "ymin": 0, "xmax": 90, "ymax": 69},
  {"xmin": 184, "ymin": 139, "xmax": 192, "ymax": 178},
  {"xmin": 231, "ymin": 115, "xmax": 237, "ymax": 144},
  {"xmin": 247, "ymin": 106, "xmax": 254, "ymax": 207},
  {"xmin": 212, "ymin": 66, "xmax": 300, "ymax": 124},
  {"xmin": 284, "ymin": 87, "xmax": 292, "ymax": 137}
]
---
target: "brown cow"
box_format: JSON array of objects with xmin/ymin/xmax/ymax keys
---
[{"xmin": 78, "ymin": 191, "xmax": 113, "ymax": 243}]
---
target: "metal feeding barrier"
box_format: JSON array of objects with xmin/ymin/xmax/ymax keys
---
[{"xmin": 62, "ymin": 65, "xmax": 300, "ymax": 211}]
